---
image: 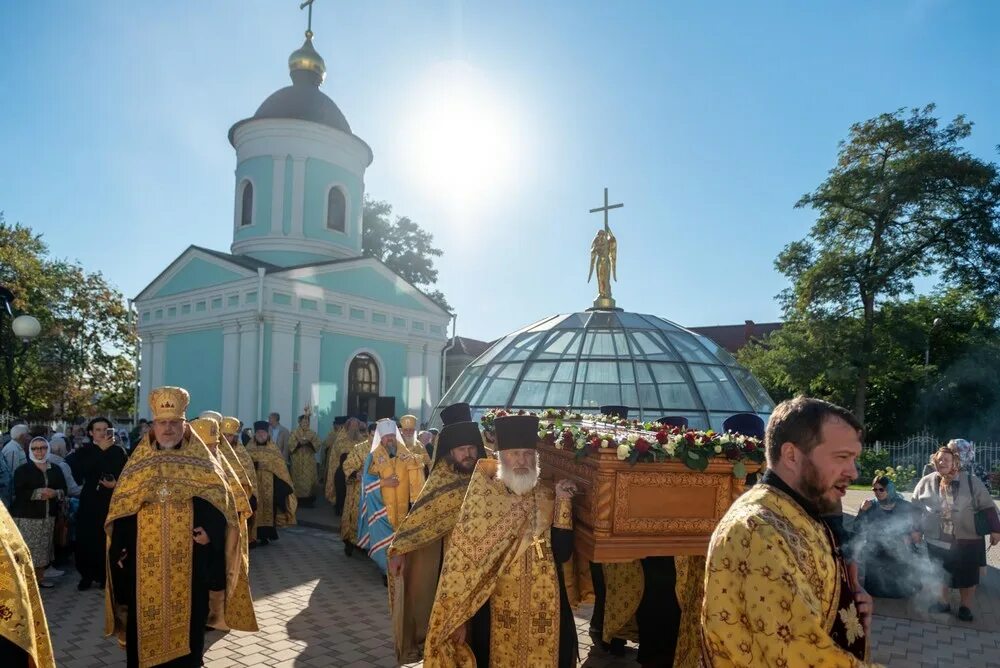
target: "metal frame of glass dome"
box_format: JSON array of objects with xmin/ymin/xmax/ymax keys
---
[{"xmin": 433, "ymin": 311, "xmax": 774, "ymax": 431}]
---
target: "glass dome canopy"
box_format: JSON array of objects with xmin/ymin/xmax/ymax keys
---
[{"xmin": 433, "ymin": 310, "xmax": 775, "ymax": 432}]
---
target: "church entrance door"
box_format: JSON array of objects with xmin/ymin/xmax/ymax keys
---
[{"xmin": 347, "ymin": 353, "xmax": 379, "ymax": 418}]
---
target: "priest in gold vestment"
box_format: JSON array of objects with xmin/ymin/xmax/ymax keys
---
[
  {"xmin": 248, "ymin": 421, "xmax": 297, "ymax": 546},
  {"xmin": 423, "ymin": 414, "xmax": 578, "ymax": 668},
  {"xmin": 398, "ymin": 414, "xmax": 431, "ymax": 493},
  {"xmin": 387, "ymin": 402, "xmax": 486, "ymax": 663},
  {"xmin": 337, "ymin": 423, "xmax": 373, "ymax": 556},
  {"xmin": 190, "ymin": 416, "xmax": 256, "ymax": 632},
  {"xmin": 325, "ymin": 417, "xmax": 364, "ymax": 516},
  {"xmin": 702, "ymin": 397, "xmax": 877, "ymax": 667},
  {"xmin": 0, "ymin": 500, "xmax": 55, "ymax": 668},
  {"xmin": 105, "ymin": 387, "xmax": 257, "ymax": 668},
  {"xmin": 289, "ymin": 413, "xmax": 321, "ymax": 507}
]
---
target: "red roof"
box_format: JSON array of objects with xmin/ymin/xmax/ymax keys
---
[{"xmin": 689, "ymin": 321, "xmax": 782, "ymax": 354}]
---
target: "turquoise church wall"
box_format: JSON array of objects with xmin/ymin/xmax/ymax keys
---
[
  {"xmin": 316, "ymin": 332, "xmax": 407, "ymax": 429},
  {"xmin": 296, "ymin": 266, "xmax": 434, "ymax": 313},
  {"xmin": 163, "ymin": 329, "xmax": 224, "ymax": 416},
  {"xmin": 303, "ymin": 158, "xmax": 363, "ymax": 252},
  {"xmin": 260, "ymin": 323, "xmax": 272, "ymax": 417},
  {"xmin": 281, "ymin": 156, "xmax": 293, "ymax": 236},
  {"xmin": 233, "ymin": 156, "xmax": 273, "ymax": 240},
  {"xmin": 153, "ymin": 258, "xmax": 244, "ymax": 298}
]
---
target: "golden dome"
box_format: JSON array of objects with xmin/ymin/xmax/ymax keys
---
[{"xmin": 288, "ymin": 31, "xmax": 326, "ymax": 84}]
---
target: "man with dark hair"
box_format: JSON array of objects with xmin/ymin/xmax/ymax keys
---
[
  {"xmin": 702, "ymin": 397, "xmax": 875, "ymax": 666},
  {"xmin": 66, "ymin": 416, "xmax": 128, "ymax": 590},
  {"xmin": 268, "ymin": 412, "xmax": 290, "ymax": 461}
]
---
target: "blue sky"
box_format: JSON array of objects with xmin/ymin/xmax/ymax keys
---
[{"xmin": 1, "ymin": 1, "xmax": 998, "ymax": 341}]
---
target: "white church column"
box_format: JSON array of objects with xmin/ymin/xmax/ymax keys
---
[
  {"xmin": 150, "ymin": 334, "xmax": 166, "ymax": 390},
  {"xmin": 269, "ymin": 321, "xmax": 296, "ymax": 428},
  {"xmin": 298, "ymin": 325, "xmax": 322, "ymax": 426},
  {"xmin": 221, "ymin": 322, "xmax": 241, "ymax": 417},
  {"xmin": 420, "ymin": 344, "xmax": 432, "ymax": 422},
  {"xmin": 426, "ymin": 344, "xmax": 443, "ymax": 418},
  {"xmin": 405, "ymin": 344, "xmax": 424, "ymax": 418},
  {"xmin": 270, "ymin": 156, "xmax": 285, "ymax": 235},
  {"xmin": 138, "ymin": 336, "xmax": 153, "ymax": 419},
  {"xmin": 237, "ymin": 321, "xmax": 259, "ymax": 422},
  {"xmin": 290, "ymin": 156, "xmax": 306, "ymax": 237}
]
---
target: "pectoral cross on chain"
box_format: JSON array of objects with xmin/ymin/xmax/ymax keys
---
[{"xmin": 530, "ymin": 534, "xmax": 545, "ymax": 559}]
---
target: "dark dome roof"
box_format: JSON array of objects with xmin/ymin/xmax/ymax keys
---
[
  {"xmin": 252, "ymin": 80, "xmax": 351, "ymax": 133},
  {"xmin": 228, "ymin": 34, "xmax": 357, "ymax": 146}
]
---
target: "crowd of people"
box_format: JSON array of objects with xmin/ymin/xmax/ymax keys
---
[{"xmin": 2, "ymin": 390, "xmax": 999, "ymax": 667}]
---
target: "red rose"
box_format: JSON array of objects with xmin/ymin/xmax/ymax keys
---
[
  {"xmin": 684, "ymin": 432, "xmax": 696, "ymax": 445},
  {"xmin": 635, "ymin": 437, "xmax": 651, "ymax": 454},
  {"xmin": 744, "ymin": 441, "xmax": 757, "ymax": 452},
  {"xmin": 655, "ymin": 430, "xmax": 669, "ymax": 445},
  {"xmin": 543, "ymin": 431, "xmax": 556, "ymax": 446},
  {"xmin": 561, "ymin": 430, "xmax": 575, "ymax": 449},
  {"xmin": 497, "ymin": 410, "xmax": 508, "ymax": 417},
  {"xmin": 725, "ymin": 445, "xmax": 741, "ymax": 460}
]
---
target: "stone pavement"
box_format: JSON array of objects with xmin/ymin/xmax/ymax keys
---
[{"xmin": 37, "ymin": 494, "xmax": 1000, "ymax": 667}]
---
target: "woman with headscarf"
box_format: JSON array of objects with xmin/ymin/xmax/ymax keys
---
[
  {"xmin": 10, "ymin": 437, "xmax": 68, "ymax": 588},
  {"xmin": 913, "ymin": 446, "xmax": 1000, "ymax": 621},
  {"xmin": 852, "ymin": 475, "xmax": 922, "ymax": 598}
]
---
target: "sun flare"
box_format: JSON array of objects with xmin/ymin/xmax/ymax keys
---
[{"xmin": 402, "ymin": 60, "xmax": 520, "ymax": 209}]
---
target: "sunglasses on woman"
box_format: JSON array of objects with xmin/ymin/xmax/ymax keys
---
[{"xmin": 873, "ymin": 487, "xmax": 886, "ymax": 492}]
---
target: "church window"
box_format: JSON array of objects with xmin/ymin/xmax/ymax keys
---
[
  {"xmin": 347, "ymin": 354, "xmax": 380, "ymax": 417},
  {"xmin": 240, "ymin": 181, "xmax": 253, "ymax": 227},
  {"xmin": 326, "ymin": 186, "xmax": 347, "ymax": 232}
]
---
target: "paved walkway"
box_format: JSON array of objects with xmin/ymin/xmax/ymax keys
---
[{"xmin": 38, "ymin": 495, "xmax": 1000, "ymax": 666}]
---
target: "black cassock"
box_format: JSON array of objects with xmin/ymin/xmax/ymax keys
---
[
  {"xmin": 468, "ymin": 526, "xmax": 578, "ymax": 668},
  {"xmin": 67, "ymin": 443, "xmax": 128, "ymax": 587},
  {"xmin": 333, "ymin": 453, "xmax": 348, "ymax": 516},
  {"xmin": 252, "ymin": 462, "xmax": 294, "ymax": 541},
  {"xmin": 110, "ymin": 498, "xmax": 227, "ymax": 668},
  {"xmin": 0, "ymin": 637, "xmax": 28, "ymax": 668}
]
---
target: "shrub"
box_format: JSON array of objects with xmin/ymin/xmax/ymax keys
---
[
  {"xmin": 857, "ymin": 448, "xmax": 891, "ymax": 482},
  {"xmin": 874, "ymin": 465, "xmax": 919, "ymax": 491}
]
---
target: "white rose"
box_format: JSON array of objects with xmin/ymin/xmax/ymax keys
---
[
  {"xmin": 600, "ymin": 439, "xmax": 609, "ymax": 449},
  {"xmin": 616, "ymin": 444, "xmax": 630, "ymax": 460},
  {"xmin": 665, "ymin": 443, "xmax": 676, "ymax": 456},
  {"xmin": 714, "ymin": 445, "xmax": 722, "ymax": 453}
]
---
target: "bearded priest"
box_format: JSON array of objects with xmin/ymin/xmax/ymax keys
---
[
  {"xmin": 423, "ymin": 414, "xmax": 578, "ymax": 668},
  {"xmin": 105, "ymin": 387, "xmax": 257, "ymax": 668},
  {"xmin": 340, "ymin": 422, "xmax": 376, "ymax": 556},
  {"xmin": 289, "ymin": 413, "xmax": 321, "ymax": 507},
  {"xmin": 248, "ymin": 421, "xmax": 297, "ymax": 547},
  {"xmin": 387, "ymin": 402, "xmax": 487, "ymax": 663}
]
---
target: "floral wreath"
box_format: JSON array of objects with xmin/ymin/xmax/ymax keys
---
[{"xmin": 480, "ymin": 408, "xmax": 764, "ymax": 478}]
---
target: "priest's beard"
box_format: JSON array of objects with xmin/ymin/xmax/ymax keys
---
[
  {"xmin": 798, "ymin": 453, "xmax": 844, "ymax": 515},
  {"xmin": 497, "ymin": 459, "xmax": 541, "ymax": 496},
  {"xmin": 449, "ymin": 453, "xmax": 477, "ymax": 474}
]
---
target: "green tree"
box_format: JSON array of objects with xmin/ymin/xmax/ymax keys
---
[
  {"xmin": 739, "ymin": 288, "xmax": 1000, "ymax": 440},
  {"xmin": 779, "ymin": 104, "xmax": 1000, "ymax": 424},
  {"xmin": 0, "ymin": 214, "xmax": 137, "ymax": 419},
  {"xmin": 362, "ymin": 196, "xmax": 450, "ymax": 311}
]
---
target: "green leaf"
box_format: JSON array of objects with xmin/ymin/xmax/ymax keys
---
[{"xmin": 733, "ymin": 461, "xmax": 747, "ymax": 479}]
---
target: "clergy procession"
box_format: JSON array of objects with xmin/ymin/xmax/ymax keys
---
[
  {"xmin": 5, "ymin": 2, "xmax": 1000, "ymax": 667},
  {"xmin": 4, "ymin": 379, "xmax": 921, "ymax": 667}
]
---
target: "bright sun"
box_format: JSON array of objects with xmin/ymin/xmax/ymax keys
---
[{"xmin": 403, "ymin": 60, "xmax": 519, "ymax": 209}]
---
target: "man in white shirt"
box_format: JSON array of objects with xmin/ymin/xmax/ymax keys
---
[{"xmin": 269, "ymin": 412, "xmax": 291, "ymax": 461}]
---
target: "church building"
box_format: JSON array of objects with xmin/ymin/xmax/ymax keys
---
[{"xmin": 133, "ymin": 28, "xmax": 451, "ymax": 432}]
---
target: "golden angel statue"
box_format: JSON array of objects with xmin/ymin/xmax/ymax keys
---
[{"xmin": 588, "ymin": 228, "xmax": 617, "ymax": 308}]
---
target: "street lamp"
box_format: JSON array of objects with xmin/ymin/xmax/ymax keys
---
[{"xmin": 0, "ymin": 285, "xmax": 42, "ymax": 416}]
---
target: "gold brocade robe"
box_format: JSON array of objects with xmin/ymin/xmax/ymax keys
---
[
  {"xmin": 369, "ymin": 441, "xmax": 424, "ymax": 529},
  {"xmin": 701, "ymin": 483, "xmax": 877, "ymax": 667},
  {"xmin": 423, "ymin": 459, "xmax": 563, "ymax": 668},
  {"xmin": 388, "ymin": 463, "xmax": 472, "ymax": 663},
  {"xmin": 289, "ymin": 427, "xmax": 321, "ymax": 499},
  {"xmin": 219, "ymin": 436, "xmax": 256, "ymax": 501},
  {"xmin": 248, "ymin": 441, "xmax": 297, "ymax": 531},
  {"xmin": 400, "ymin": 436, "xmax": 431, "ymax": 499},
  {"xmin": 340, "ymin": 440, "xmax": 368, "ymax": 543},
  {"xmin": 206, "ymin": 442, "xmax": 256, "ymax": 631},
  {"xmin": 324, "ymin": 429, "xmax": 362, "ymax": 502},
  {"xmin": 0, "ymin": 502, "xmax": 55, "ymax": 668},
  {"xmin": 104, "ymin": 433, "xmax": 258, "ymax": 667}
]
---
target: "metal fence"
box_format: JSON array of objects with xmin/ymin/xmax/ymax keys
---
[{"xmin": 869, "ymin": 432, "xmax": 1000, "ymax": 474}]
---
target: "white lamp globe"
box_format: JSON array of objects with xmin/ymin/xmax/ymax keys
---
[{"xmin": 11, "ymin": 315, "xmax": 41, "ymax": 341}]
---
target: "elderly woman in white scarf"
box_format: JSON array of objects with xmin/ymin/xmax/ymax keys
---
[
  {"xmin": 10, "ymin": 437, "xmax": 68, "ymax": 587},
  {"xmin": 47, "ymin": 433, "xmax": 81, "ymax": 497}
]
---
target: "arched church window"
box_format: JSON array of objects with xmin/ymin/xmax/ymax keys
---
[
  {"xmin": 240, "ymin": 181, "xmax": 253, "ymax": 227},
  {"xmin": 326, "ymin": 186, "xmax": 347, "ymax": 232},
  {"xmin": 347, "ymin": 353, "xmax": 379, "ymax": 418}
]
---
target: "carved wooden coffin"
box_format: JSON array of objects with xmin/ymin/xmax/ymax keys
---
[{"xmin": 538, "ymin": 444, "xmax": 757, "ymax": 562}]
